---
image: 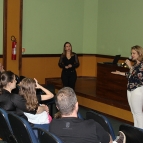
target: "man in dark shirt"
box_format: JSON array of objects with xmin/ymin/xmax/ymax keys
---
[{"xmin": 49, "ymin": 87, "xmax": 125, "ymax": 143}]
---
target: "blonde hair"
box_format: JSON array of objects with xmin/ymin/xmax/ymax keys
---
[
  {"xmin": 131, "ymin": 45, "xmax": 143, "ymax": 62},
  {"xmin": 19, "ymin": 78, "xmax": 38, "ymax": 111}
]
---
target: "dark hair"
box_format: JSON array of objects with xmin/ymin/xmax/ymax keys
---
[
  {"xmin": 0, "ymin": 71, "xmax": 15, "ymax": 94},
  {"xmin": 62, "ymin": 42, "xmax": 73, "ymax": 56}
]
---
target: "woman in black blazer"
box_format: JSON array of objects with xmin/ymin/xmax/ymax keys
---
[{"xmin": 58, "ymin": 42, "xmax": 79, "ymax": 90}]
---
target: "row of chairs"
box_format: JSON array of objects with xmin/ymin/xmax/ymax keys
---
[
  {"xmin": 0, "ymin": 108, "xmax": 63, "ymax": 143},
  {"xmin": 1, "ymin": 107, "xmax": 143, "ymax": 143},
  {"xmin": 43, "ymin": 82, "xmax": 143, "ymax": 142},
  {"xmin": 86, "ymin": 110, "xmax": 143, "ymax": 143}
]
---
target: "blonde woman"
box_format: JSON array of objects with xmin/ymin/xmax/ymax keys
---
[{"xmin": 112, "ymin": 45, "xmax": 143, "ymax": 129}]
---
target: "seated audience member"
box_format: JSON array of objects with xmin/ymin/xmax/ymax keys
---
[
  {"xmin": 0, "ymin": 71, "xmax": 52, "ymax": 126},
  {"xmin": 11, "ymin": 74, "xmax": 21, "ymax": 94},
  {"xmin": 0, "ymin": 71, "xmax": 29, "ymax": 116},
  {"xmin": 0, "ymin": 63, "xmax": 5, "ymax": 73},
  {"xmin": 54, "ymin": 111, "xmax": 62, "ymax": 119},
  {"xmin": 19, "ymin": 77, "xmax": 54, "ymax": 126},
  {"xmin": 49, "ymin": 87, "xmax": 126, "ymax": 143}
]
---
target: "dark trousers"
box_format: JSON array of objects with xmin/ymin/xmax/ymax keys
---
[{"xmin": 61, "ymin": 70, "xmax": 77, "ymax": 90}]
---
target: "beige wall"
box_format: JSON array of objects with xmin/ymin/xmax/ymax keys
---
[
  {"xmin": 3, "ymin": 0, "xmax": 22, "ymax": 75},
  {"xmin": 21, "ymin": 55, "xmax": 125, "ymax": 84},
  {"xmin": 22, "ymin": 56, "xmax": 96, "ymax": 84}
]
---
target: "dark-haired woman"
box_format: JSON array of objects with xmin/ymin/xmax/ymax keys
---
[
  {"xmin": 0, "ymin": 71, "xmax": 52, "ymax": 121},
  {"xmin": 0, "ymin": 71, "xmax": 27, "ymax": 116},
  {"xmin": 58, "ymin": 42, "xmax": 79, "ymax": 90}
]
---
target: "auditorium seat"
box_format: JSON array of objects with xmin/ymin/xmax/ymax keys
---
[
  {"xmin": 8, "ymin": 113, "xmax": 39, "ymax": 143},
  {"xmin": 77, "ymin": 112, "xmax": 84, "ymax": 119},
  {"xmin": 33, "ymin": 127, "xmax": 63, "ymax": 143},
  {"xmin": 119, "ymin": 124, "xmax": 143, "ymax": 143},
  {"xmin": 0, "ymin": 108, "xmax": 17, "ymax": 143},
  {"xmin": 40, "ymin": 84, "xmax": 56, "ymax": 117},
  {"xmin": 86, "ymin": 110, "xmax": 116, "ymax": 140}
]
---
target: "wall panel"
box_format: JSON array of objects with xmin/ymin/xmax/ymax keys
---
[
  {"xmin": 22, "ymin": 54, "xmax": 126, "ymax": 84},
  {"xmin": 0, "ymin": 0, "xmax": 3, "ymax": 54}
]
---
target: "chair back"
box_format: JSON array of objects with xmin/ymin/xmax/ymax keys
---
[
  {"xmin": 86, "ymin": 110, "xmax": 116, "ymax": 140},
  {"xmin": 77, "ymin": 112, "xmax": 83, "ymax": 119},
  {"xmin": 8, "ymin": 113, "xmax": 39, "ymax": 143},
  {"xmin": 19, "ymin": 76, "xmax": 26, "ymax": 81},
  {"xmin": 46, "ymin": 84, "xmax": 56, "ymax": 95},
  {"xmin": 34, "ymin": 127, "xmax": 63, "ymax": 143},
  {"xmin": 0, "ymin": 108, "xmax": 17, "ymax": 143},
  {"xmin": 15, "ymin": 74, "xmax": 20, "ymax": 84},
  {"xmin": 40, "ymin": 84, "xmax": 56, "ymax": 117},
  {"xmin": 41, "ymin": 84, "xmax": 55, "ymax": 105},
  {"xmin": 119, "ymin": 124, "xmax": 143, "ymax": 143}
]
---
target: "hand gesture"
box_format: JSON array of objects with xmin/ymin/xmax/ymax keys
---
[
  {"xmin": 65, "ymin": 66, "xmax": 69, "ymax": 69},
  {"xmin": 68, "ymin": 64, "xmax": 72, "ymax": 68},
  {"xmin": 40, "ymin": 104, "xmax": 49, "ymax": 113},
  {"xmin": 111, "ymin": 70, "xmax": 120, "ymax": 75},
  {"xmin": 125, "ymin": 59, "xmax": 132, "ymax": 68},
  {"xmin": 34, "ymin": 78, "xmax": 41, "ymax": 89}
]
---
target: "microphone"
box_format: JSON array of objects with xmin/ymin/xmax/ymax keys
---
[{"xmin": 122, "ymin": 56, "xmax": 132, "ymax": 67}]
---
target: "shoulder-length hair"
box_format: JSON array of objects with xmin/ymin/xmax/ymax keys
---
[
  {"xmin": 19, "ymin": 78, "xmax": 38, "ymax": 111},
  {"xmin": 131, "ymin": 45, "xmax": 143, "ymax": 62},
  {"xmin": 62, "ymin": 42, "xmax": 73, "ymax": 56}
]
